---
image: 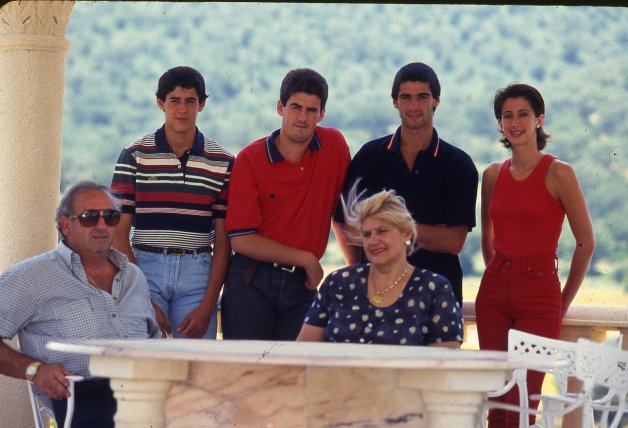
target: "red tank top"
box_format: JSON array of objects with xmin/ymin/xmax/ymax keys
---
[{"xmin": 489, "ymin": 154, "xmax": 565, "ymax": 258}]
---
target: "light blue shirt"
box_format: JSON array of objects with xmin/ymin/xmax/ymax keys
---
[{"xmin": 0, "ymin": 241, "xmax": 161, "ymax": 378}]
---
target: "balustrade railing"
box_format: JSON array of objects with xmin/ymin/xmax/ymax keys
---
[{"xmin": 462, "ymin": 302, "xmax": 628, "ymax": 349}]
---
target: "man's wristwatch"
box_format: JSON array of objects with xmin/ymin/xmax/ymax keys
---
[{"xmin": 25, "ymin": 361, "xmax": 42, "ymax": 382}]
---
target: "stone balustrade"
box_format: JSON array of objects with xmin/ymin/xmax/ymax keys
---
[{"xmin": 462, "ymin": 302, "xmax": 628, "ymax": 349}]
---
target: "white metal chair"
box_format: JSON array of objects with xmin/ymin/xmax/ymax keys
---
[
  {"xmin": 483, "ymin": 329, "xmax": 580, "ymax": 427},
  {"xmin": 16, "ymin": 337, "xmax": 84, "ymax": 428},
  {"xmin": 27, "ymin": 374, "xmax": 84, "ymax": 428},
  {"xmin": 542, "ymin": 339, "xmax": 628, "ymax": 428},
  {"xmin": 483, "ymin": 330, "xmax": 626, "ymax": 428}
]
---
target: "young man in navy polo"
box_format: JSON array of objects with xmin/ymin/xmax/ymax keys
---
[
  {"xmin": 111, "ymin": 66, "xmax": 234, "ymax": 339},
  {"xmin": 335, "ymin": 62, "xmax": 478, "ymax": 305},
  {"xmin": 222, "ymin": 68, "xmax": 350, "ymax": 340}
]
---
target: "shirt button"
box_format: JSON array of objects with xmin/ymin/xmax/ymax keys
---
[{"xmin": 111, "ymin": 313, "xmax": 117, "ymax": 318}]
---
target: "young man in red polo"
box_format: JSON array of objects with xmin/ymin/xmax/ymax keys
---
[{"xmin": 222, "ymin": 68, "xmax": 350, "ymax": 340}]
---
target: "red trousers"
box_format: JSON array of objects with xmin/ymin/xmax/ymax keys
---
[{"xmin": 476, "ymin": 253, "xmax": 563, "ymax": 428}]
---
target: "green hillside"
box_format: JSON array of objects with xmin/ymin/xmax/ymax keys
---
[{"xmin": 61, "ymin": 2, "xmax": 628, "ymax": 284}]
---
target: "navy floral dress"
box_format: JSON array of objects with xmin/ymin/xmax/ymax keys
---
[{"xmin": 303, "ymin": 264, "xmax": 463, "ymax": 345}]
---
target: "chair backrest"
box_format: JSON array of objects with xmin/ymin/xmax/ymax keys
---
[
  {"xmin": 576, "ymin": 339, "xmax": 628, "ymax": 392},
  {"xmin": 508, "ymin": 329, "xmax": 578, "ymax": 387},
  {"xmin": 576, "ymin": 339, "xmax": 628, "ymax": 428}
]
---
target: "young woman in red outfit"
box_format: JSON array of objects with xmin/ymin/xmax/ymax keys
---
[{"xmin": 476, "ymin": 83, "xmax": 595, "ymax": 428}]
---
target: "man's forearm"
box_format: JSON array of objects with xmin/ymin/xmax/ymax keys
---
[
  {"xmin": 113, "ymin": 213, "xmax": 136, "ymax": 264},
  {"xmin": 0, "ymin": 339, "xmax": 34, "ymax": 380},
  {"xmin": 202, "ymin": 237, "xmax": 230, "ymax": 310},
  {"xmin": 415, "ymin": 224, "xmax": 469, "ymax": 255},
  {"xmin": 231, "ymin": 233, "xmax": 316, "ymax": 268},
  {"xmin": 231, "ymin": 233, "xmax": 324, "ymax": 290}
]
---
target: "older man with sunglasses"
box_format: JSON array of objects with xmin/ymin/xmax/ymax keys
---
[{"xmin": 0, "ymin": 181, "xmax": 160, "ymax": 428}]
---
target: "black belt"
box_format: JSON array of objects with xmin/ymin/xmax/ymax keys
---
[
  {"xmin": 233, "ymin": 252, "xmax": 304, "ymax": 285},
  {"xmin": 134, "ymin": 243, "xmax": 212, "ymax": 255},
  {"xmin": 270, "ymin": 262, "xmax": 299, "ymax": 273}
]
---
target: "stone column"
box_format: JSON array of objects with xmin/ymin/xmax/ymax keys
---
[
  {"xmin": 0, "ymin": 2, "xmax": 75, "ymax": 427},
  {"xmin": 89, "ymin": 356, "xmax": 189, "ymax": 428}
]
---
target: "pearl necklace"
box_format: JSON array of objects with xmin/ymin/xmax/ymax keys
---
[{"xmin": 369, "ymin": 266, "xmax": 410, "ymax": 304}]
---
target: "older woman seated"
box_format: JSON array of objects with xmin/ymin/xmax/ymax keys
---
[{"xmin": 297, "ymin": 186, "xmax": 462, "ymax": 347}]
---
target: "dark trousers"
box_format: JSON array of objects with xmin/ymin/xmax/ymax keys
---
[
  {"xmin": 221, "ymin": 253, "xmax": 316, "ymax": 340},
  {"xmin": 476, "ymin": 253, "xmax": 562, "ymax": 428},
  {"xmin": 52, "ymin": 378, "xmax": 116, "ymax": 428}
]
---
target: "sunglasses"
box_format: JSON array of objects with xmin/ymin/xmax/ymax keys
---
[{"xmin": 67, "ymin": 209, "xmax": 121, "ymax": 227}]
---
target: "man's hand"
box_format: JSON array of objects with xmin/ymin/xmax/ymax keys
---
[
  {"xmin": 32, "ymin": 363, "xmax": 73, "ymax": 401},
  {"xmin": 302, "ymin": 255, "xmax": 324, "ymax": 291},
  {"xmin": 152, "ymin": 303, "xmax": 172, "ymax": 337},
  {"xmin": 177, "ymin": 304, "xmax": 212, "ymax": 338}
]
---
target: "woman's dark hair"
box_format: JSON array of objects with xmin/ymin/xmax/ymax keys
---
[{"xmin": 493, "ymin": 83, "xmax": 550, "ymax": 150}]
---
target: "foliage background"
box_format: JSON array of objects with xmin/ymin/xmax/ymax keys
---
[{"xmin": 61, "ymin": 2, "xmax": 628, "ymax": 289}]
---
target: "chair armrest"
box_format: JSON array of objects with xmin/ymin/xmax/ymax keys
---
[
  {"xmin": 63, "ymin": 375, "xmax": 84, "ymax": 428},
  {"xmin": 487, "ymin": 377, "xmax": 518, "ymax": 398}
]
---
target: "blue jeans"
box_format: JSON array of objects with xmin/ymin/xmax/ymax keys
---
[
  {"xmin": 221, "ymin": 253, "xmax": 315, "ymax": 340},
  {"xmin": 134, "ymin": 249, "xmax": 217, "ymax": 339}
]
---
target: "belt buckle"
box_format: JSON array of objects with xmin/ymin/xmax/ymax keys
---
[
  {"xmin": 273, "ymin": 262, "xmax": 296, "ymax": 273},
  {"xmin": 169, "ymin": 248, "xmax": 187, "ymax": 256}
]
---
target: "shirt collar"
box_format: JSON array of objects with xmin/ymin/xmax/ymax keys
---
[
  {"xmin": 264, "ymin": 128, "xmax": 322, "ymax": 164},
  {"xmin": 58, "ymin": 240, "xmax": 128, "ymax": 276},
  {"xmin": 386, "ymin": 126, "xmax": 441, "ymax": 157},
  {"xmin": 155, "ymin": 125, "xmax": 205, "ymax": 155}
]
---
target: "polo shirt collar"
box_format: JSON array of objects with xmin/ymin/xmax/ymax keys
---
[
  {"xmin": 386, "ymin": 126, "xmax": 441, "ymax": 157},
  {"xmin": 155, "ymin": 125, "xmax": 205, "ymax": 155},
  {"xmin": 265, "ymin": 128, "xmax": 322, "ymax": 164}
]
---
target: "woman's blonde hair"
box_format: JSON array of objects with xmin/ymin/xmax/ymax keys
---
[{"xmin": 341, "ymin": 180, "xmax": 418, "ymax": 256}]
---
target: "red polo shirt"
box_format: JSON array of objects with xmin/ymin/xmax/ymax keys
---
[{"xmin": 226, "ymin": 126, "xmax": 350, "ymax": 260}]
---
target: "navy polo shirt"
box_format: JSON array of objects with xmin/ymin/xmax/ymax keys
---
[{"xmin": 335, "ymin": 127, "xmax": 478, "ymax": 304}]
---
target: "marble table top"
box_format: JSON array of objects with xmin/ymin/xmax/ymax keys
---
[{"xmin": 48, "ymin": 339, "xmax": 521, "ymax": 370}]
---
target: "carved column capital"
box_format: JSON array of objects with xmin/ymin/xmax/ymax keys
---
[
  {"xmin": 0, "ymin": 0, "xmax": 74, "ymax": 52},
  {"xmin": 0, "ymin": 0, "xmax": 75, "ymax": 37}
]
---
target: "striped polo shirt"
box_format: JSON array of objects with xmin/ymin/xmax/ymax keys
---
[{"xmin": 111, "ymin": 125, "xmax": 234, "ymax": 250}]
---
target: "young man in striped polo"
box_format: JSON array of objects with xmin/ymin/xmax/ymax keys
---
[{"xmin": 111, "ymin": 66, "xmax": 234, "ymax": 339}]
